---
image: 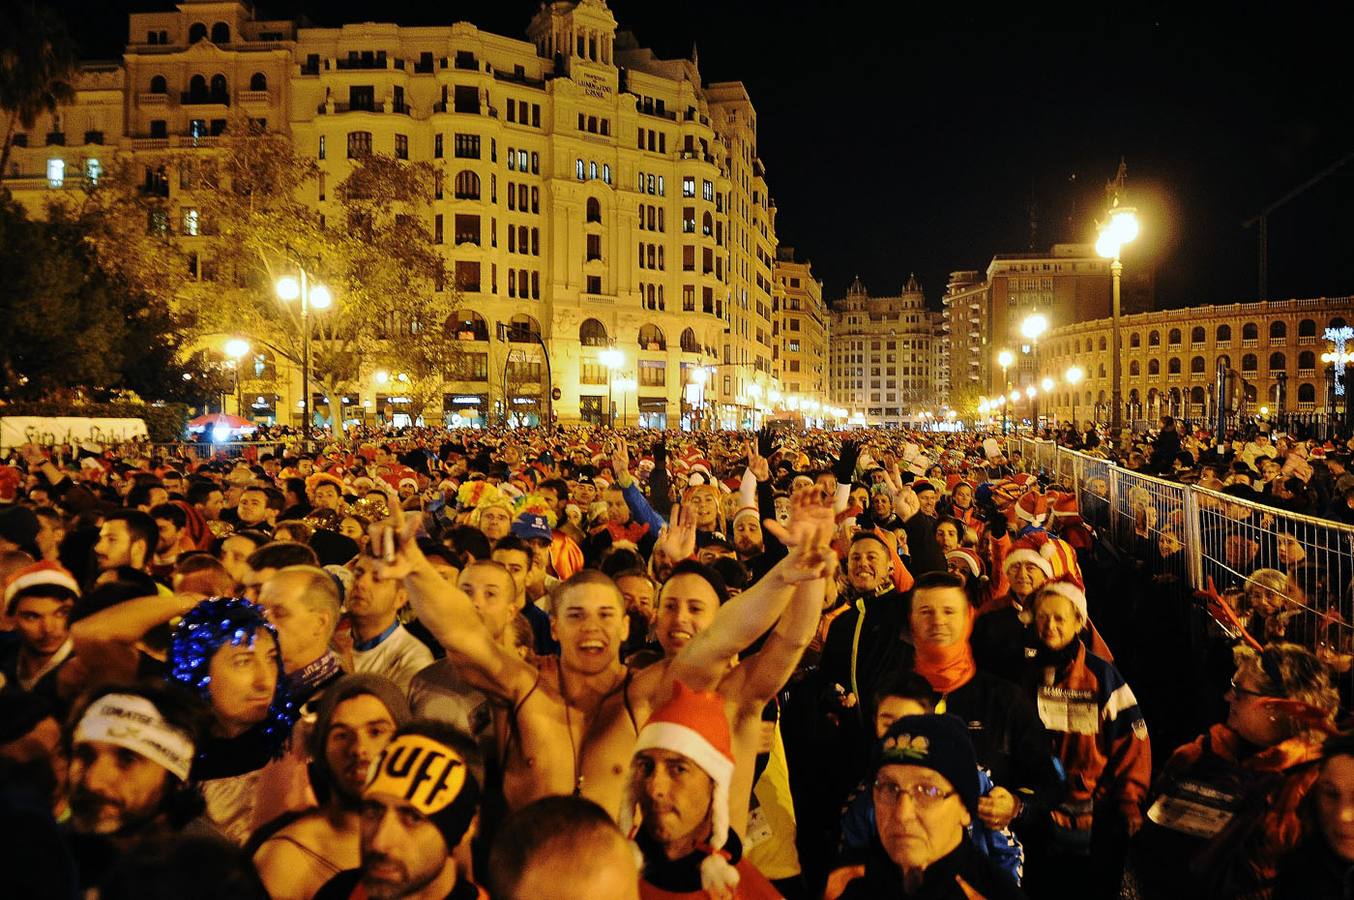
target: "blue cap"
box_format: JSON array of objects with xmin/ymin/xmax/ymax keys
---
[{"xmin": 511, "ymin": 513, "xmax": 552, "ymax": 542}]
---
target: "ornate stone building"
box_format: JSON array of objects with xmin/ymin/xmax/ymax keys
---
[{"xmin": 4, "ymin": 0, "xmax": 792, "ymax": 428}]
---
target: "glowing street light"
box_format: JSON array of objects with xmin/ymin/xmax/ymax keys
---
[
  {"xmin": 997, "ymin": 349, "xmax": 1015, "ymax": 435},
  {"xmin": 1041, "ymin": 377, "xmax": 1055, "ymax": 393},
  {"xmin": 1020, "ymin": 313, "xmax": 1049, "ymax": 343},
  {"xmin": 276, "ymin": 265, "xmax": 334, "ymax": 442},
  {"xmin": 1096, "ymin": 163, "xmax": 1140, "ymax": 438},
  {"xmin": 599, "ymin": 347, "xmax": 624, "ymax": 427},
  {"xmin": 224, "ymin": 338, "xmax": 251, "ymax": 418},
  {"xmin": 1066, "ymin": 365, "xmax": 1085, "ymax": 427},
  {"xmin": 1021, "ymin": 314, "xmax": 1049, "ymax": 432},
  {"xmin": 613, "ymin": 375, "xmax": 636, "ymax": 427}
]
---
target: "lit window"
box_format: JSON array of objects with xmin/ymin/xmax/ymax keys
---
[
  {"xmin": 47, "ymin": 158, "xmax": 65, "ymax": 188},
  {"xmin": 182, "ymin": 208, "xmax": 200, "ymax": 235},
  {"xmin": 576, "ymin": 158, "xmax": 584, "ymax": 181},
  {"xmin": 603, "ymin": 164, "xmax": 611, "ymax": 184},
  {"xmin": 84, "ymin": 158, "xmax": 101, "ymax": 185}
]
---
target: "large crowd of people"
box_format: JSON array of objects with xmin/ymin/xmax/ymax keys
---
[{"xmin": 1, "ymin": 415, "xmax": 1354, "ymax": 899}]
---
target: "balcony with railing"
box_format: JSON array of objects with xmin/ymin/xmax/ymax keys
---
[
  {"xmin": 182, "ymin": 92, "xmax": 229, "ymax": 106},
  {"xmin": 238, "ymin": 89, "xmax": 270, "ymax": 105},
  {"xmin": 336, "ymin": 54, "xmax": 393, "ymax": 70},
  {"xmin": 637, "ymin": 103, "xmax": 676, "ymax": 121},
  {"xmin": 493, "ymin": 68, "xmax": 546, "ymax": 89},
  {"xmin": 138, "ymin": 91, "xmax": 169, "ymax": 106}
]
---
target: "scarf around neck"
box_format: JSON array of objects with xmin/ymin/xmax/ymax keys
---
[{"xmin": 914, "ymin": 614, "xmax": 977, "ymax": 694}]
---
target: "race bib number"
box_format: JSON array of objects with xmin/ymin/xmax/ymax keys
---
[
  {"xmin": 1037, "ymin": 688, "xmax": 1100, "ymax": 735},
  {"xmin": 1146, "ymin": 779, "xmax": 1243, "ymax": 838}
]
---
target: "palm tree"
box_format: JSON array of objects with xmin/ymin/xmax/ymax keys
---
[{"xmin": 0, "ymin": 2, "xmax": 78, "ymax": 183}]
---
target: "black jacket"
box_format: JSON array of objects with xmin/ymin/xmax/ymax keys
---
[
  {"xmin": 903, "ymin": 511, "xmax": 947, "ymax": 576},
  {"xmin": 839, "ymin": 835, "xmax": 1028, "ymax": 900},
  {"xmin": 937, "ymin": 670, "xmax": 1063, "ymax": 820},
  {"xmin": 1150, "ymin": 428, "xmax": 1182, "ymax": 474},
  {"xmin": 1274, "ymin": 835, "xmax": 1354, "ymax": 900},
  {"xmin": 820, "ymin": 587, "xmax": 912, "ymax": 721}
]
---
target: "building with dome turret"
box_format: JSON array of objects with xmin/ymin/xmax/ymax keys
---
[{"xmin": 828, "ymin": 273, "xmax": 942, "ymax": 426}]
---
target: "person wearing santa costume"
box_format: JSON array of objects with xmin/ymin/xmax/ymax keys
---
[{"xmin": 621, "ymin": 681, "xmax": 782, "ymax": 899}]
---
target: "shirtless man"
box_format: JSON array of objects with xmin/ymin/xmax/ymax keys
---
[
  {"xmin": 253, "ymin": 674, "xmax": 408, "ymax": 900},
  {"xmin": 381, "ymin": 490, "xmax": 834, "ymax": 820}
]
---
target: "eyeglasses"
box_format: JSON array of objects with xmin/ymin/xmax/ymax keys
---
[
  {"xmin": 872, "ymin": 780, "xmax": 955, "ymax": 809},
  {"xmin": 1229, "ymin": 678, "xmax": 1269, "ymax": 700}
]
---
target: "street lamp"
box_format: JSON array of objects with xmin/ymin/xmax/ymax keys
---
[
  {"xmin": 688, "ymin": 365, "xmax": 710, "ymax": 430},
  {"xmin": 1021, "ymin": 314, "xmax": 1048, "ymax": 432},
  {"xmin": 224, "ymin": 338, "xmax": 251, "ymax": 417},
  {"xmin": 276, "ymin": 268, "xmax": 333, "ymax": 443},
  {"xmin": 1096, "ymin": 191, "xmax": 1140, "ymax": 441},
  {"xmin": 997, "ymin": 349, "xmax": 1014, "ymax": 435},
  {"xmin": 613, "ymin": 376, "xmax": 636, "ymax": 428},
  {"xmin": 1066, "ymin": 365, "xmax": 1085, "ymax": 430},
  {"xmin": 599, "ymin": 347, "xmax": 624, "ymax": 427}
]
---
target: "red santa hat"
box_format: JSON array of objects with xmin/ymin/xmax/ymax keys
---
[
  {"xmin": 1047, "ymin": 491, "xmax": 1080, "ymax": 519},
  {"xmin": 5, "ymin": 561, "xmax": 80, "ymax": 615},
  {"xmin": 620, "ymin": 681, "xmax": 740, "ymax": 895},
  {"xmin": 1037, "ymin": 577, "xmax": 1088, "ymax": 623},
  {"xmin": 945, "ymin": 547, "xmax": 985, "ymax": 579},
  {"xmin": 1014, "ymin": 492, "xmax": 1049, "ymax": 528},
  {"xmin": 1003, "ymin": 534, "xmax": 1055, "ymax": 579}
]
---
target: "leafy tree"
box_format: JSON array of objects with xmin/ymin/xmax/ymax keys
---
[
  {"xmin": 0, "ymin": 196, "xmax": 124, "ymax": 398},
  {"xmin": 0, "ymin": 2, "xmax": 77, "ymax": 181},
  {"xmin": 946, "ymin": 379, "xmax": 986, "ymax": 419},
  {"xmin": 93, "ymin": 118, "xmax": 456, "ymax": 424}
]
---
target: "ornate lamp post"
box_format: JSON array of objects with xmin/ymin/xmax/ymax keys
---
[
  {"xmin": 276, "ymin": 270, "xmax": 333, "ymax": 442},
  {"xmin": 1095, "ymin": 165, "xmax": 1140, "ymax": 443}
]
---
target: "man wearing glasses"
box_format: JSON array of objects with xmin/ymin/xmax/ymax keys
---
[{"xmin": 837, "ymin": 714, "xmax": 1028, "ymax": 899}]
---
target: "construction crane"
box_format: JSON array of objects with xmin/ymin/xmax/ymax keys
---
[{"xmin": 1243, "ymin": 150, "xmax": 1354, "ymax": 300}]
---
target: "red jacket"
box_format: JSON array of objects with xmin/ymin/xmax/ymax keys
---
[{"xmin": 1027, "ymin": 642, "xmax": 1151, "ymax": 834}]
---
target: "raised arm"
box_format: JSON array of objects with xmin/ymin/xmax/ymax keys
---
[
  {"xmin": 666, "ymin": 491, "xmax": 835, "ymax": 695},
  {"xmin": 71, "ymin": 592, "xmax": 200, "ymax": 649},
  {"xmin": 611, "ymin": 437, "xmax": 667, "ymax": 533},
  {"xmin": 726, "ymin": 501, "xmax": 834, "ymax": 711},
  {"xmin": 376, "ymin": 505, "xmax": 537, "ymax": 704},
  {"xmin": 66, "ymin": 592, "xmax": 203, "ymax": 697}
]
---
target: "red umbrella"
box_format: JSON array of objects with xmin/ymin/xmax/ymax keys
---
[{"xmin": 188, "ymin": 413, "xmax": 255, "ymax": 430}]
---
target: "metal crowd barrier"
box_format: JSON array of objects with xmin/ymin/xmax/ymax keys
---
[
  {"xmin": 1040, "ymin": 442, "xmax": 1354, "ymax": 702},
  {"xmin": 149, "ymin": 441, "xmax": 293, "ymax": 461}
]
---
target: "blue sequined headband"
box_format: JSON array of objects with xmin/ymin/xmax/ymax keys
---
[{"xmin": 167, "ymin": 596, "xmax": 297, "ymax": 759}]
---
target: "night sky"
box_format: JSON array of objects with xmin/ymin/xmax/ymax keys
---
[{"xmin": 47, "ymin": 0, "xmax": 1354, "ymax": 311}]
